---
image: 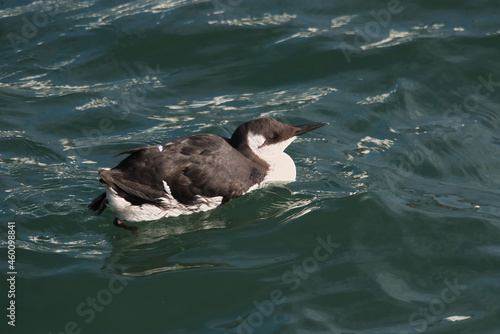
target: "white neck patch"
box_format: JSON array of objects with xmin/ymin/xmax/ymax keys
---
[{"xmin": 246, "ymin": 132, "xmax": 297, "ymax": 183}]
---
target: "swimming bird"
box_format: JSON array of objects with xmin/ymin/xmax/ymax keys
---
[{"xmin": 88, "ymin": 117, "xmax": 327, "ymax": 232}]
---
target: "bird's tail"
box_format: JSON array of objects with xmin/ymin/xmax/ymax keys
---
[{"xmin": 88, "ymin": 192, "xmax": 108, "ymax": 215}]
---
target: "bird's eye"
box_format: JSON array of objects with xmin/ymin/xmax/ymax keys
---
[{"xmin": 269, "ymin": 133, "xmax": 278, "ymax": 141}]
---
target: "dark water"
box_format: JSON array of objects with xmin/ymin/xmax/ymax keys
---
[{"xmin": 1, "ymin": 0, "xmax": 500, "ymax": 333}]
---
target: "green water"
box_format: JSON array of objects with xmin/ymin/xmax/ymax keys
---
[{"xmin": 1, "ymin": 0, "xmax": 500, "ymax": 333}]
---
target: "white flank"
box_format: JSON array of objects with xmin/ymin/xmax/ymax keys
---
[
  {"xmin": 158, "ymin": 145, "xmax": 163, "ymax": 152},
  {"xmin": 105, "ymin": 183, "xmax": 223, "ymax": 222},
  {"xmin": 246, "ymin": 132, "xmax": 297, "ymax": 183}
]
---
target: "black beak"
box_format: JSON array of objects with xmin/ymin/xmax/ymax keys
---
[{"xmin": 294, "ymin": 122, "xmax": 328, "ymax": 136}]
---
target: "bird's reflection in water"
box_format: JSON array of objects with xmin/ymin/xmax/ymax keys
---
[{"xmin": 101, "ymin": 185, "xmax": 315, "ymax": 277}]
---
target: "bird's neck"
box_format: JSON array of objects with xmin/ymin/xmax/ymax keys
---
[{"xmin": 234, "ymin": 143, "xmax": 270, "ymax": 169}]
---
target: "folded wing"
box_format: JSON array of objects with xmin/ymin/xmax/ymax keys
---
[{"xmin": 98, "ymin": 134, "xmax": 266, "ymax": 206}]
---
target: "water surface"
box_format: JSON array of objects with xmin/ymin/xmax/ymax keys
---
[{"xmin": 1, "ymin": 0, "xmax": 500, "ymax": 333}]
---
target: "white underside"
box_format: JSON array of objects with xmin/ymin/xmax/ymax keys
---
[
  {"xmin": 105, "ymin": 187, "xmax": 224, "ymax": 222},
  {"xmin": 105, "ymin": 175, "xmax": 291, "ymax": 223}
]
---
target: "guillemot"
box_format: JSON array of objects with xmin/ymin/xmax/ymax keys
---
[{"xmin": 88, "ymin": 117, "xmax": 327, "ymax": 232}]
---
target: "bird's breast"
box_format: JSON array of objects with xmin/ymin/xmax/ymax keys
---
[{"xmin": 262, "ymin": 152, "xmax": 296, "ymax": 183}]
